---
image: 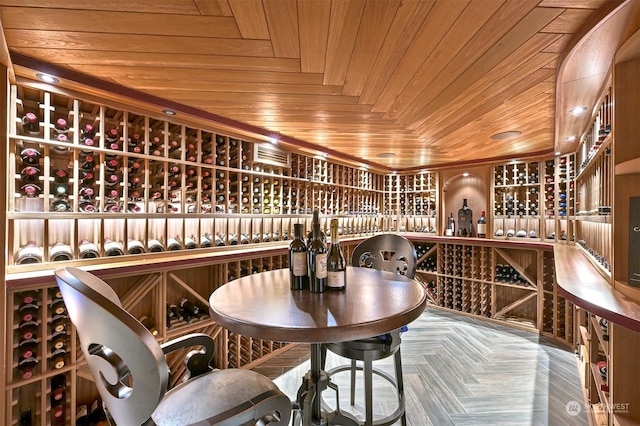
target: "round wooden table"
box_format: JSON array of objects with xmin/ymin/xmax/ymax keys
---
[{"xmin": 209, "ymin": 267, "xmax": 427, "ymax": 425}]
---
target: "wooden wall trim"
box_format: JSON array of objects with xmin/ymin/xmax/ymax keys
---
[{"xmin": 0, "ymin": 63, "xmax": 9, "ymax": 422}]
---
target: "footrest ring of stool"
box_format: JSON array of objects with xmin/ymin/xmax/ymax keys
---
[{"xmin": 320, "ymin": 364, "xmax": 405, "ymax": 426}]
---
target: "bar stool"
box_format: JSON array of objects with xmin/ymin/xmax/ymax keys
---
[{"xmin": 322, "ymin": 234, "xmax": 417, "ymax": 425}]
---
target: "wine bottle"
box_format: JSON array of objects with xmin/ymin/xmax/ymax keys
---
[
  {"xmin": 457, "ymin": 198, "xmax": 473, "ymax": 237},
  {"xmin": 20, "ymin": 147, "xmax": 41, "ymax": 165},
  {"xmin": 50, "ymin": 374, "xmax": 66, "ymax": 425},
  {"xmin": 128, "ymin": 133, "xmax": 143, "ymax": 153},
  {"xmin": 49, "ymin": 242, "xmax": 73, "ymax": 262},
  {"xmin": 18, "ymin": 337, "xmax": 38, "ymax": 362},
  {"xmin": 326, "ymin": 218, "xmax": 346, "ymax": 291},
  {"xmin": 104, "ymin": 239, "xmax": 124, "ymax": 256},
  {"xmin": 50, "ymin": 330, "xmax": 67, "ymax": 350},
  {"xmin": 20, "ymin": 182, "xmax": 42, "ymax": 198},
  {"xmin": 78, "ymin": 201, "xmax": 97, "ymax": 212},
  {"xmin": 147, "ymin": 239, "xmax": 164, "ymax": 252},
  {"xmin": 18, "ymin": 357, "xmax": 39, "ymax": 379},
  {"xmin": 49, "ymin": 198, "xmax": 71, "ymax": 213},
  {"xmin": 22, "ymin": 112, "xmax": 40, "ymax": 135},
  {"xmin": 199, "ymin": 234, "xmax": 212, "ymax": 248},
  {"xmin": 167, "ymin": 237, "xmax": 182, "ymax": 251},
  {"xmin": 105, "ymin": 128, "xmax": 120, "ymax": 149},
  {"xmin": 80, "ymin": 123, "xmax": 95, "ymax": 142},
  {"xmin": 20, "ymin": 165, "xmax": 40, "ymax": 182},
  {"xmin": 51, "ymin": 182, "xmax": 69, "ymax": 198},
  {"xmin": 79, "ymin": 153, "xmax": 95, "ymax": 170},
  {"xmin": 308, "ymin": 213, "xmax": 328, "ymax": 293},
  {"xmin": 306, "ymin": 209, "xmax": 326, "ymax": 245},
  {"xmin": 477, "ymin": 211, "xmax": 487, "ymax": 238},
  {"xmin": 139, "ymin": 315, "xmax": 159, "ymax": 336},
  {"xmin": 78, "ymin": 239, "xmax": 100, "ymax": 258},
  {"xmin": 15, "ymin": 242, "xmax": 43, "ymax": 264},
  {"xmin": 50, "ymin": 347, "xmax": 67, "ymax": 370},
  {"xmin": 184, "ymin": 235, "xmax": 197, "ymax": 249},
  {"xmin": 54, "ymin": 118, "xmax": 69, "ymax": 135},
  {"xmin": 289, "ymin": 223, "xmax": 308, "ymax": 290},
  {"xmin": 127, "ymin": 239, "xmax": 145, "ymax": 254}
]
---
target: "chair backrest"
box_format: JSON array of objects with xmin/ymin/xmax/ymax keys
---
[
  {"xmin": 351, "ymin": 234, "xmax": 417, "ymax": 279},
  {"xmin": 54, "ymin": 267, "xmax": 168, "ymax": 426}
]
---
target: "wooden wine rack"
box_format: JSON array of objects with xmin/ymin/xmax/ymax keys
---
[
  {"xmin": 6, "ymin": 83, "xmax": 389, "ymax": 273},
  {"xmin": 574, "ymin": 84, "xmax": 613, "ymax": 277},
  {"xmin": 491, "ymin": 154, "xmax": 576, "ymax": 244},
  {"xmin": 411, "ymin": 237, "xmax": 573, "ymax": 344}
]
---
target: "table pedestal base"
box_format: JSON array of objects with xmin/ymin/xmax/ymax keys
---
[{"xmin": 294, "ymin": 344, "xmax": 360, "ymax": 426}]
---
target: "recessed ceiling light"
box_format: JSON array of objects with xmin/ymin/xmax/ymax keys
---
[
  {"xmin": 463, "ymin": 172, "xmax": 469, "ymax": 177},
  {"xmin": 490, "ymin": 131, "xmax": 521, "ymax": 140},
  {"xmin": 555, "ymin": 151, "xmax": 561, "ymax": 156},
  {"xmin": 570, "ymin": 106, "xmax": 588, "ymax": 116},
  {"xmin": 36, "ymin": 73, "xmax": 59, "ymax": 84},
  {"xmin": 566, "ymin": 136, "xmax": 577, "ymax": 142},
  {"xmin": 163, "ymin": 109, "xmax": 176, "ymax": 116},
  {"xmin": 376, "ymin": 152, "xmax": 396, "ymax": 158}
]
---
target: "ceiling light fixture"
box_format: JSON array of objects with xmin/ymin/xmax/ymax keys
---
[
  {"xmin": 566, "ymin": 136, "xmax": 577, "ymax": 142},
  {"xmin": 36, "ymin": 73, "xmax": 59, "ymax": 84},
  {"xmin": 570, "ymin": 106, "xmax": 588, "ymax": 116},
  {"xmin": 376, "ymin": 152, "xmax": 396, "ymax": 158},
  {"xmin": 163, "ymin": 109, "xmax": 176, "ymax": 116},
  {"xmin": 462, "ymin": 172, "xmax": 469, "ymax": 177},
  {"xmin": 490, "ymin": 130, "xmax": 521, "ymax": 140},
  {"xmin": 555, "ymin": 151, "xmax": 561, "ymax": 156}
]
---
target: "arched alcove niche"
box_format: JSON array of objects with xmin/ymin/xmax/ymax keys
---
[{"xmin": 441, "ymin": 172, "xmax": 487, "ymax": 235}]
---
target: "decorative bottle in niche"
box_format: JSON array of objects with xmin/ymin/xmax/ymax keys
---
[
  {"xmin": 326, "ymin": 218, "xmax": 346, "ymax": 291},
  {"xmin": 457, "ymin": 198, "xmax": 473, "ymax": 237},
  {"xmin": 308, "ymin": 210, "xmax": 328, "ymax": 293},
  {"xmin": 477, "ymin": 211, "xmax": 487, "ymax": 238},
  {"xmin": 445, "ymin": 213, "xmax": 455, "ymax": 236},
  {"xmin": 289, "ymin": 223, "xmax": 308, "ymax": 290}
]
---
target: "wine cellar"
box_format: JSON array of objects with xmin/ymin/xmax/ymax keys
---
[
  {"xmin": 2, "ymin": 75, "xmax": 628, "ymax": 425},
  {"xmin": 2, "ymin": 3, "xmax": 640, "ymax": 426}
]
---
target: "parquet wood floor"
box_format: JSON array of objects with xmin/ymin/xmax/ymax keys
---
[{"xmin": 253, "ymin": 308, "xmax": 588, "ymax": 425}]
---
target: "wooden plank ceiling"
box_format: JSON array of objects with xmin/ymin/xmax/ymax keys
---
[{"xmin": 0, "ymin": 0, "xmax": 615, "ymax": 170}]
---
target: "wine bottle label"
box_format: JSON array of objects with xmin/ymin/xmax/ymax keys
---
[
  {"xmin": 477, "ymin": 223, "xmax": 486, "ymax": 235},
  {"xmin": 327, "ymin": 271, "xmax": 345, "ymax": 288},
  {"xmin": 316, "ymin": 253, "xmax": 328, "ymax": 278},
  {"xmin": 292, "ymin": 252, "xmax": 307, "ymax": 276}
]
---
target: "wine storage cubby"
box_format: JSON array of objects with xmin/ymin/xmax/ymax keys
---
[
  {"xmin": 385, "ymin": 171, "xmax": 438, "ymax": 234},
  {"xmin": 491, "ymin": 155, "xmax": 577, "ymax": 244},
  {"xmin": 6, "ymin": 83, "xmax": 388, "ymax": 272},
  {"xmin": 410, "ymin": 237, "xmax": 568, "ymax": 341}
]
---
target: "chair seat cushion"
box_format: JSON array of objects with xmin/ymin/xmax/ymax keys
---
[{"xmin": 153, "ymin": 368, "xmax": 288, "ymax": 425}]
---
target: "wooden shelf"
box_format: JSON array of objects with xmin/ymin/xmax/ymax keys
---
[
  {"xmin": 554, "ymin": 244, "xmax": 640, "ymax": 333},
  {"xmin": 614, "ymin": 158, "xmax": 640, "ymax": 175}
]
